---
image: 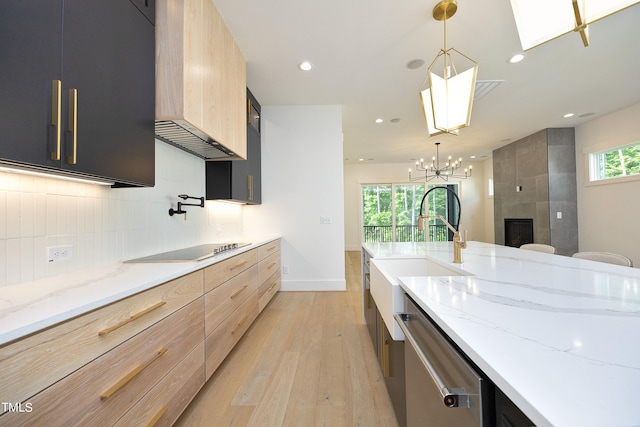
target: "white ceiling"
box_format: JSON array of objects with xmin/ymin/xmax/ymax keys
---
[{"xmin": 213, "ymin": 0, "xmax": 640, "ymax": 165}]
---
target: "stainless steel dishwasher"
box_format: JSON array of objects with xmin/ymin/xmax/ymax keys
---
[{"xmin": 395, "ymin": 295, "xmax": 488, "ymax": 427}]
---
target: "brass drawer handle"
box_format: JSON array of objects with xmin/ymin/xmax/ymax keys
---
[
  {"xmin": 100, "ymin": 348, "xmax": 167, "ymax": 400},
  {"xmin": 267, "ymin": 281, "xmax": 278, "ymax": 292},
  {"xmin": 145, "ymin": 407, "xmax": 168, "ymax": 427},
  {"xmin": 230, "ymin": 285, "xmax": 248, "ymax": 298},
  {"xmin": 67, "ymin": 88, "xmax": 78, "ymax": 165},
  {"xmin": 266, "ymin": 245, "xmax": 276, "ymax": 252},
  {"xmin": 230, "ymin": 260, "xmax": 248, "ymax": 271},
  {"xmin": 267, "ymin": 262, "xmax": 276, "ymax": 269},
  {"xmin": 51, "ymin": 80, "xmax": 62, "ymax": 161},
  {"xmin": 98, "ymin": 301, "xmax": 167, "ymax": 336},
  {"xmin": 231, "ymin": 315, "xmax": 249, "ymax": 334}
]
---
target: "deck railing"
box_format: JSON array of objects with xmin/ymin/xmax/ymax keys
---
[{"xmin": 363, "ymin": 225, "xmax": 449, "ymax": 243}]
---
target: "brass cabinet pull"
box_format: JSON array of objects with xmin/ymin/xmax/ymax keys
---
[
  {"xmin": 231, "ymin": 315, "xmax": 248, "ymax": 334},
  {"xmin": 100, "ymin": 348, "xmax": 167, "ymax": 400},
  {"xmin": 266, "ymin": 246, "xmax": 276, "ymax": 252},
  {"xmin": 230, "ymin": 285, "xmax": 248, "ymax": 298},
  {"xmin": 248, "ymin": 174, "xmax": 253, "ymax": 201},
  {"xmin": 267, "ymin": 281, "xmax": 278, "ymax": 292},
  {"xmin": 145, "ymin": 407, "xmax": 168, "ymax": 427},
  {"xmin": 382, "ymin": 339, "xmax": 391, "ymax": 378},
  {"xmin": 98, "ymin": 301, "xmax": 167, "ymax": 336},
  {"xmin": 230, "ymin": 261, "xmax": 248, "ymax": 271},
  {"xmin": 51, "ymin": 80, "xmax": 62, "ymax": 160},
  {"xmin": 267, "ymin": 262, "xmax": 276, "ymax": 269},
  {"xmin": 247, "ymin": 98, "xmax": 252, "ymax": 125},
  {"xmin": 67, "ymin": 88, "xmax": 78, "ymax": 165}
]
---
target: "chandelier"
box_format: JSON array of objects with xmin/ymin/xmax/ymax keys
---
[
  {"xmin": 509, "ymin": 0, "xmax": 640, "ymax": 50},
  {"xmin": 420, "ymin": 0, "xmax": 478, "ymax": 137},
  {"xmin": 409, "ymin": 142, "xmax": 472, "ymax": 182}
]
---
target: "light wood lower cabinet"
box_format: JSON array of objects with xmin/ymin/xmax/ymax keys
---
[
  {"xmin": 0, "ymin": 239, "xmax": 281, "ymax": 426},
  {"xmin": 114, "ymin": 341, "xmax": 206, "ymax": 427},
  {"xmin": 204, "ymin": 264, "xmax": 258, "ymax": 337},
  {"xmin": 0, "ymin": 298, "xmax": 204, "ymax": 427},
  {"xmin": 0, "ymin": 270, "xmax": 203, "ymax": 415},
  {"xmin": 205, "ymin": 291, "xmax": 259, "ymax": 379}
]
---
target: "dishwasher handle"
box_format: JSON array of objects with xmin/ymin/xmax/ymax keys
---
[{"xmin": 394, "ymin": 313, "xmax": 469, "ymax": 409}]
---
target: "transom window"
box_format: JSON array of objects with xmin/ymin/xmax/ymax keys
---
[{"xmin": 589, "ymin": 141, "xmax": 640, "ymax": 182}]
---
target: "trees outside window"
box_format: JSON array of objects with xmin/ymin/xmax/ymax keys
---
[{"xmin": 362, "ymin": 183, "xmax": 459, "ymax": 243}]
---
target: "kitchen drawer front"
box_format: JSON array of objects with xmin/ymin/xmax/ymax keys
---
[
  {"xmin": 258, "ymin": 271, "xmax": 281, "ymax": 312},
  {"xmin": 205, "ymin": 264, "xmax": 258, "ymax": 336},
  {"xmin": 114, "ymin": 341, "xmax": 205, "ymax": 427},
  {"xmin": 257, "ymin": 239, "xmax": 280, "ymax": 260},
  {"xmin": 258, "ymin": 251, "xmax": 280, "ymax": 285},
  {"xmin": 205, "ymin": 292, "xmax": 258, "ymax": 380},
  {"xmin": 204, "ymin": 249, "xmax": 258, "ymax": 293},
  {"xmin": 0, "ymin": 271, "xmax": 203, "ymax": 410},
  {"xmin": 0, "ymin": 298, "xmax": 204, "ymax": 427}
]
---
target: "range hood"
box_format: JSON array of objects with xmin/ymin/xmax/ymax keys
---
[{"xmin": 155, "ymin": 120, "xmax": 240, "ymax": 160}]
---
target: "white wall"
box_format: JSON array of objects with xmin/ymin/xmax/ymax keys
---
[
  {"xmin": 343, "ymin": 160, "xmax": 488, "ymax": 251},
  {"xmin": 243, "ymin": 105, "xmax": 346, "ymax": 291},
  {"xmin": 575, "ymin": 102, "xmax": 640, "ymax": 266},
  {"xmin": 0, "ymin": 140, "xmax": 243, "ymax": 287}
]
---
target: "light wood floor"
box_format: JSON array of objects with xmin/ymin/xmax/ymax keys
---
[{"xmin": 175, "ymin": 251, "xmax": 399, "ymax": 427}]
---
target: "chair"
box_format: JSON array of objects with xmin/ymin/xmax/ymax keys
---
[
  {"xmin": 571, "ymin": 251, "xmax": 633, "ymax": 267},
  {"xmin": 519, "ymin": 243, "xmax": 557, "ymax": 254}
]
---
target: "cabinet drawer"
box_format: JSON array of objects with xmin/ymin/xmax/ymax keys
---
[
  {"xmin": 0, "ymin": 271, "xmax": 203, "ymax": 410},
  {"xmin": 258, "ymin": 251, "xmax": 280, "ymax": 285},
  {"xmin": 204, "ymin": 249, "xmax": 258, "ymax": 293},
  {"xmin": 258, "ymin": 271, "xmax": 281, "ymax": 312},
  {"xmin": 205, "ymin": 264, "xmax": 258, "ymax": 336},
  {"xmin": 205, "ymin": 292, "xmax": 258, "ymax": 379},
  {"xmin": 258, "ymin": 240, "xmax": 280, "ymax": 260},
  {"xmin": 0, "ymin": 298, "xmax": 204, "ymax": 427},
  {"xmin": 114, "ymin": 341, "xmax": 205, "ymax": 427}
]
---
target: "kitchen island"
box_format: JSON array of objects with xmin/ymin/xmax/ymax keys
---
[{"xmin": 363, "ymin": 241, "xmax": 640, "ymax": 427}]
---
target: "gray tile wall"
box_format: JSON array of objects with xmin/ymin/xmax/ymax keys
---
[{"xmin": 493, "ymin": 128, "xmax": 578, "ymax": 256}]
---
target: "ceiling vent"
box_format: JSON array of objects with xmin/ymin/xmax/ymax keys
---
[{"xmin": 474, "ymin": 80, "xmax": 504, "ymax": 100}]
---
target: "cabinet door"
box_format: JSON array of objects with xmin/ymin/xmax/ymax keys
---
[
  {"xmin": 0, "ymin": 1, "xmax": 63, "ymax": 169},
  {"xmin": 62, "ymin": 0, "xmax": 155, "ymax": 186}
]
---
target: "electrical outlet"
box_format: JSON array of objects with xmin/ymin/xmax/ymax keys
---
[
  {"xmin": 282, "ymin": 265, "xmax": 290, "ymax": 274},
  {"xmin": 47, "ymin": 245, "xmax": 73, "ymax": 263}
]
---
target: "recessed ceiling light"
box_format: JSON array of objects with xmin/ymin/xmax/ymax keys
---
[
  {"xmin": 470, "ymin": 155, "xmax": 477, "ymax": 159},
  {"xmin": 564, "ymin": 113, "xmax": 575, "ymax": 118},
  {"xmin": 375, "ymin": 118, "xmax": 383, "ymax": 123},
  {"xmin": 358, "ymin": 158, "xmax": 365, "ymax": 162},
  {"xmin": 299, "ymin": 61, "xmax": 313, "ymax": 71},
  {"xmin": 508, "ymin": 53, "xmax": 525, "ymax": 64}
]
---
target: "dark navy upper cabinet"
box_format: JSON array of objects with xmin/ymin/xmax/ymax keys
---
[
  {"xmin": 206, "ymin": 88, "xmax": 262, "ymax": 204},
  {"xmin": 0, "ymin": 0, "xmax": 155, "ymax": 187}
]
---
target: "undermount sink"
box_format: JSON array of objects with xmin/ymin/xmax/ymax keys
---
[{"xmin": 370, "ymin": 258, "xmax": 471, "ymax": 340}]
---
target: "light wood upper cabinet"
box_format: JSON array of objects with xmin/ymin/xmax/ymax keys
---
[{"xmin": 156, "ymin": 0, "xmax": 247, "ymax": 159}]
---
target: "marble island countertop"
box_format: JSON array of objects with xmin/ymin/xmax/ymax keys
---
[
  {"xmin": 363, "ymin": 241, "xmax": 640, "ymax": 427},
  {"xmin": 0, "ymin": 238, "xmax": 279, "ymax": 346}
]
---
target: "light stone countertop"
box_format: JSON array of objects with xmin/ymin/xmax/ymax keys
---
[
  {"xmin": 0, "ymin": 238, "xmax": 279, "ymax": 346},
  {"xmin": 363, "ymin": 241, "xmax": 640, "ymax": 427}
]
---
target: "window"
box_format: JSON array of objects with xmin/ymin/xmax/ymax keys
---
[
  {"xmin": 589, "ymin": 141, "xmax": 640, "ymax": 182},
  {"xmin": 362, "ymin": 183, "xmax": 459, "ymax": 243}
]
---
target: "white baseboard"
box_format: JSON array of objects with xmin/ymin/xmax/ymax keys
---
[{"xmin": 280, "ymin": 279, "xmax": 346, "ymax": 291}]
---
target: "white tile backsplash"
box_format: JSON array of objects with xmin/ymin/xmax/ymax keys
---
[{"xmin": 0, "ymin": 140, "xmax": 244, "ymax": 287}]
